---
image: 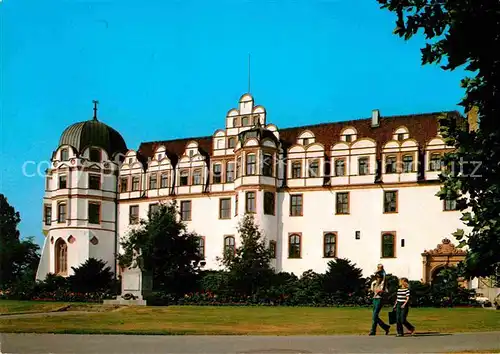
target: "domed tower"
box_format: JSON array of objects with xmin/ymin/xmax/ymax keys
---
[
  {"xmin": 233, "ymin": 117, "xmax": 280, "ymax": 254},
  {"xmin": 36, "ymin": 101, "xmax": 127, "ymax": 280}
]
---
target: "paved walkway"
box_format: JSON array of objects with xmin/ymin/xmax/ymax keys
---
[{"xmin": 1, "ymin": 332, "xmax": 499, "ymax": 354}]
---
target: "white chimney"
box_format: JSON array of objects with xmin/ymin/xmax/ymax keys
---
[{"xmin": 372, "ymin": 109, "xmax": 380, "ymax": 127}]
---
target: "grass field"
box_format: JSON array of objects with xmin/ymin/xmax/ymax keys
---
[{"xmin": 0, "ymin": 302, "xmax": 499, "ymax": 335}]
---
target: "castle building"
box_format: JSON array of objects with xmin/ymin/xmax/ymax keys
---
[{"xmin": 36, "ymin": 93, "xmax": 475, "ymax": 284}]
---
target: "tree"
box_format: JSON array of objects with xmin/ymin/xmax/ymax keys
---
[
  {"xmin": 220, "ymin": 214, "xmax": 274, "ymax": 296},
  {"xmin": 117, "ymin": 202, "xmax": 202, "ymax": 296},
  {"xmin": 69, "ymin": 258, "xmax": 114, "ymax": 293},
  {"xmin": 0, "ymin": 194, "xmax": 40, "ymax": 288},
  {"xmin": 322, "ymin": 258, "xmax": 365, "ymax": 298},
  {"xmin": 377, "ymin": 0, "xmax": 500, "ymax": 279}
]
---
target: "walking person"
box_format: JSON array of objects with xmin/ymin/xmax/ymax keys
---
[
  {"xmin": 369, "ymin": 271, "xmax": 390, "ymax": 335},
  {"xmin": 394, "ymin": 277, "xmax": 415, "ymax": 337}
]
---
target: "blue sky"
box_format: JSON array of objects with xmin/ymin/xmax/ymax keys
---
[{"xmin": 1, "ymin": 0, "xmax": 466, "ymax": 246}]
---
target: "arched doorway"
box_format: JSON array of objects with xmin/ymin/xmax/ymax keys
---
[
  {"xmin": 54, "ymin": 238, "xmax": 68, "ymax": 275},
  {"xmin": 421, "ymin": 238, "xmax": 466, "ymax": 284}
]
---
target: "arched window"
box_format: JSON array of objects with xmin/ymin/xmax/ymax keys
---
[
  {"xmin": 385, "ymin": 155, "xmax": 397, "ymax": 174},
  {"xmin": 381, "ymin": 233, "xmax": 395, "ymax": 258},
  {"xmin": 403, "ymin": 155, "xmax": 414, "ymax": 173},
  {"xmin": 60, "ymin": 148, "xmax": 69, "ymax": 161},
  {"xmin": 55, "ymin": 238, "xmax": 68, "ymax": 275},
  {"xmin": 288, "ymin": 234, "xmax": 301, "ymax": 258},
  {"xmin": 324, "ymin": 233, "xmax": 336, "ymax": 258},
  {"xmin": 429, "ymin": 153, "xmax": 442, "ymax": 171},
  {"xmin": 224, "ymin": 235, "xmax": 235, "ymax": 257}
]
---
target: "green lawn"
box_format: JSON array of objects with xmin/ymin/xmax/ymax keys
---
[
  {"xmin": 0, "ymin": 305, "xmax": 499, "ymax": 335},
  {"xmin": 0, "ymin": 300, "xmax": 113, "ymax": 315}
]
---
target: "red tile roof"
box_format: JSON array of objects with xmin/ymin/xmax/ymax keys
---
[{"xmin": 137, "ymin": 111, "xmax": 462, "ymax": 161}]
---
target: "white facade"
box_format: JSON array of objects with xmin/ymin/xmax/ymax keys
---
[{"xmin": 37, "ymin": 93, "xmax": 473, "ymax": 284}]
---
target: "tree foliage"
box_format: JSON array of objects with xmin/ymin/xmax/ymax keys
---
[
  {"xmin": 220, "ymin": 214, "xmax": 274, "ymax": 296},
  {"xmin": 377, "ymin": 0, "xmax": 500, "ymax": 278},
  {"xmin": 69, "ymin": 258, "xmax": 114, "ymax": 293},
  {"xmin": 117, "ymin": 202, "xmax": 202, "ymax": 295},
  {"xmin": 322, "ymin": 258, "xmax": 365, "ymax": 297},
  {"xmin": 0, "ymin": 194, "xmax": 40, "ymax": 288}
]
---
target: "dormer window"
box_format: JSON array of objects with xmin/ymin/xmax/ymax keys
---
[
  {"xmin": 429, "ymin": 153, "xmax": 442, "ymax": 171},
  {"xmin": 189, "ymin": 150, "xmax": 194, "ymax": 158},
  {"xmin": 345, "ymin": 134, "xmax": 352, "ymax": 143},
  {"xmin": 180, "ymin": 170, "xmax": 189, "ymax": 186},
  {"xmin": 242, "ymin": 116, "xmax": 250, "ymax": 126},
  {"xmin": 335, "ymin": 159, "xmax": 345, "ymax": 176},
  {"xmin": 302, "ymin": 138, "xmax": 310, "ymax": 145},
  {"xmin": 61, "ymin": 148, "xmax": 69, "ymax": 161},
  {"xmin": 149, "ymin": 174, "xmax": 157, "ymax": 189},
  {"xmin": 228, "ymin": 137, "xmax": 236, "ymax": 149},
  {"xmin": 397, "ymin": 133, "xmax": 405, "ymax": 141},
  {"xmin": 128, "ymin": 158, "xmax": 133, "ymax": 165},
  {"xmin": 132, "ymin": 176, "xmax": 140, "ymax": 191},
  {"xmin": 157, "ymin": 153, "xmax": 163, "ymax": 160},
  {"xmin": 89, "ymin": 148, "xmax": 101, "ymax": 162}
]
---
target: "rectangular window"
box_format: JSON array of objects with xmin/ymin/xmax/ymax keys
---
[
  {"xmin": 291, "ymin": 161, "xmax": 302, "ymax": 178},
  {"xmin": 358, "ymin": 157, "xmax": 369, "ymax": 175},
  {"xmin": 88, "ymin": 202, "xmax": 100, "ymax": 224},
  {"xmin": 246, "ymin": 154, "xmax": 256, "ymax": 175},
  {"xmin": 262, "ymin": 153, "xmax": 273, "ymax": 176},
  {"xmin": 132, "ymin": 176, "xmax": 140, "ymax": 191},
  {"xmin": 269, "ymin": 241, "xmax": 277, "ymax": 259},
  {"xmin": 120, "ymin": 177, "xmax": 128, "ymax": 192},
  {"xmin": 381, "ymin": 232, "xmax": 396, "ymax": 258},
  {"xmin": 59, "ymin": 175, "xmax": 67, "ymax": 189},
  {"xmin": 290, "ymin": 194, "xmax": 303, "ymax": 216},
  {"xmin": 219, "ymin": 198, "xmax": 231, "ymax": 219},
  {"xmin": 235, "ymin": 194, "xmax": 238, "ymax": 216},
  {"xmin": 336, "ymin": 192, "xmax": 349, "ymax": 214},
  {"xmin": 236, "ymin": 157, "xmax": 242, "ymax": 178},
  {"xmin": 383, "ymin": 191, "xmax": 398, "ymax": 213},
  {"xmin": 180, "ymin": 200, "xmax": 192, "ymax": 221},
  {"xmin": 149, "ymin": 174, "xmax": 157, "ymax": 189},
  {"xmin": 213, "ymin": 164, "xmax": 222, "ymax": 184},
  {"xmin": 264, "ymin": 191, "xmax": 275, "ymax": 215},
  {"xmin": 226, "ymin": 162, "xmax": 235, "ymax": 183},
  {"xmin": 88, "ymin": 174, "xmax": 100, "ymax": 190},
  {"xmin": 57, "ymin": 203, "xmax": 66, "ymax": 223},
  {"xmin": 308, "ymin": 160, "xmax": 319, "ymax": 177},
  {"xmin": 444, "ymin": 198, "xmax": 457, "ymax": 211},
  {"xmin": 385, "ymin": 156, "xmax": 397, "ymax": 174},
  {"xmin": 180, "ymin": 170, "xmax": 189, "ymax": 186},
  {"xmin": 160, "ymin": 173, "xmax": 169, "ymax": 188},
  {"xmin": 323, "ymin": 232, "xmax": 337, "ymax": 258},
  {"xmin": 129, "ymin": 205, "xmax": 139, "ymax": 224},
  {"xmin": 228, "ymin": 137, "xmax": 236, "ymax": 148},
  {"xmin": 245, "ymin": 191, "xmax": 256, "ymax": 213},
  {"xmin": 149, "ymin": 203, "xmax": 159, "ymax": 216},
  {"xmin": 193, "ymin": 169, "xmax": 202, "ymax": 185},
  {"xmin": 197, "ymin": 237, "xmax": 205, "ymax": 259},
  {"xmin": 44, "ymin": 205, "xmax": 52, "ymax": 226},
  {"xmin": 89, "ymin": 148, "xmax": 101, "ymax": 162},
  {"xmin": 335, "ymin": 159, "xmax": 345, "ymax": 176}
]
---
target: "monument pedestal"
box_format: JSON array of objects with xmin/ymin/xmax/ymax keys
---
[{"xmin": 104, "ymin": 267, "xmax": 152, "ymax": 306}]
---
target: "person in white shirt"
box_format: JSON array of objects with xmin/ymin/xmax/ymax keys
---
[{"xmin": 369, "ymin": 271, "xmax": 390, "ymax": 335}]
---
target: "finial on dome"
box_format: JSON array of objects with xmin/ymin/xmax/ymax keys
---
[{"xmin": 92, "ymin": 100, "xmax": 99, "ymax": 120}]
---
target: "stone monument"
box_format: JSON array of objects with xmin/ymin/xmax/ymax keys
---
[{"xmin": 104, "ymin": 252, "xmax": 153, "ymax": 306}]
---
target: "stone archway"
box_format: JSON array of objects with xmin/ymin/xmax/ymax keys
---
[{"xmin": 421, "ymin": 238, "xmax": 467, "ymax": 284}]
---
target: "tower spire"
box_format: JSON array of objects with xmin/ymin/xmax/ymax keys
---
[{"xmin": 92, "ymin": 100, "xmax": 99, "ymax": 120}]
